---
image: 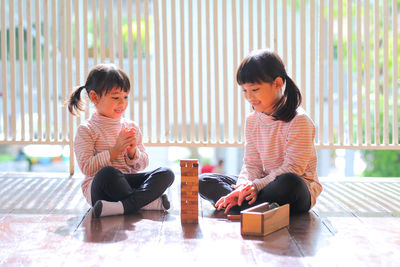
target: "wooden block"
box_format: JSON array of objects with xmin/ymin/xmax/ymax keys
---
[
  {"xmin": 181, "ymin": 175, "xmax": 198, "ymax": 181},
  {"xmin": 181, "ymin": 170, "xmax": 199, "ymax": 176},
  {"xmin": 181, "ymin": 185, "xmax": 198, "ymax": 191},
  {"xmin": 181, "ymin": 195, "xmax": 198, "ymax": 201},
  {"xmin": 181, "ymin": 190, "xmax": 198, "ymax": 196},
  {"xmin": 180, "ymin": 159, "xmax": 199, "ymax": 168},
  {"xmin": 227, "ymin": 214, "xmax": 241, "ymax": 221},
  {"xmin": 240, "ymin": 202, "xmax": 289, "ymax": 236}
]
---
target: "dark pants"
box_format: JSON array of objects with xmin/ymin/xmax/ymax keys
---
[
  {"xmin": 91, "ymin": 166, "xmax": 175, "ymax": 214},
  {"xmin": 199, "ymin": 172, "xmax": 311, "ymax": 214}
]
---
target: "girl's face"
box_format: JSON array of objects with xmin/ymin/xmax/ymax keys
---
[
  {"xmin": 90, "ymin": 87, "xmax": 129, "ymax": 119},
  {"xmin": 241, "ymin": 78, "xmax": 283, "ymax": 115}
]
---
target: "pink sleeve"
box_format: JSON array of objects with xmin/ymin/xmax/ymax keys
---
[{"xmin": 74, "ymin": 125, "xmax": 111, "ymax": 177}]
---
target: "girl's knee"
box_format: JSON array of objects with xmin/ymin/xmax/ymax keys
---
[
  {"xmin": 94, "ymin": 166, "xmax": 121, "ymax": 183},
  {"xmin": 156, "ymin": 167, "xmax": 175, "ymax": 185},
  {"xmin": 198, "ymin": 174, "xmax": 215, "ymax": 194}
]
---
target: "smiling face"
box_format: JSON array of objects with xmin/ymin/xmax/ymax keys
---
[
  {"xmin": 241, "ymin": 77, "xmax": 283, "ymax": 115},
  {"xmin": 90, "ymin": 87, "xmax": 129, "ymax": 119}
]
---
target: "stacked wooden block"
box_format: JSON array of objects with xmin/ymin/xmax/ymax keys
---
[{"xmin": 180, "ymin": 159, "xmax": 199, "ymax": 224}]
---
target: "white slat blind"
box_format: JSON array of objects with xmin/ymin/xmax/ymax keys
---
[{"xmin": 1, "ymin": 0, "xmax": 399, "ymax": 173}]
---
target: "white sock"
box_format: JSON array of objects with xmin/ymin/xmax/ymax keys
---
[
  {"xmin": 141, "ymin": 194, "xmax": 170, "ymax": 211},
  {"xmin": 92, "ymin": 200, "xmax": 124, "ymax": 218}
]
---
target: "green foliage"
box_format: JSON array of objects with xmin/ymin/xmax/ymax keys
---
[{"xmin": 361, "ymin": 150, "xmax": 400, "ymax": 177}]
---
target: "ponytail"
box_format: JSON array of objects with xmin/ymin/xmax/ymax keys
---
[
  {"xmin": 272, "ymin": 75, "xmax": 301, "ymax": 122},
  {"xmin": 66, "ymin": 85, "xmax": 86, "ymax": 116}
]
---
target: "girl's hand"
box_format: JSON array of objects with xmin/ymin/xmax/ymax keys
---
[
  {"xmin": 240, "ymin": 181, "xmax": 258, "ymax": 205},
  {"xmin": 233, "ymin": 181, "xmax": 258, "ymax": 206},
  {"xmin": 110, "ymin": 128, "xmax": 136, "ymax": 160},
  {"xmin": 215, "ymin": 190, "xmax": 240, "ymax": 214},
  {"xmin": 125, "ymin": 128, "xmax": 138, "ymax": 159}
]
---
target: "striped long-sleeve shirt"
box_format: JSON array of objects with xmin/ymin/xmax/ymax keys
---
[
  {"xmin": 238, "ymin": 108, "xmax": 322, "ymax": 207},
  {"xmin": 74, "ymin": 112, "xmax": 149, "ymax": 204}
]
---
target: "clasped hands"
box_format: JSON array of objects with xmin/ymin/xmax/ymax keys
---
[
  {"xmin": 215, "ymin": 181, "xmax": 258, "ymax": 214},
  {"xmin": 110, "ymin": 128, "xmax": 137, "ymax": 160}
]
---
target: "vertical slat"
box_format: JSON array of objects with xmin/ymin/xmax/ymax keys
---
[
  {"xmin": 52, "ymin": 0, "xmax": 59, "ymax": 141},
  {"xmin": 301, "ymin": 0, "xmax": 306, "ymax": 109},
  {"xmin": 374, "ymin": 0, "xmax": 379, "ymax": 145},
  {"xmin": 161, "ymin": 0, "xmax": 169, "ymax": 142},
  {"xmin": 338, "ymin": 0, "xmax": 344, "ymax": 145},
  {"xmin": 213, "ymin": 0, "xmax": 219, "ymax": 142},
  {"xmin": 117, "ymin": 0, "xmax": 123, "ymax": 67},
  {"xmin": 364, "ymin": 0, "xmax": 371, "ymax": 145},
  {"xmin": 240, "ymin": 0, "xmax": 245, "ymax": 142},
  {"xmin": 189, "ymin": 0, "xmax": 196, "ymax": 142},
  {"xmin": 144, "ymin": 0, "xmax": 151, "ymax": 142},
  {"xmin": 10, "ymin": 0, "xmax": 16, "ymax": 141},
  {"xmin": 74, "ymin": 0, "xmax": 81, "ymax": 126},
  {"xmin": 282, "ymin": 0, "xmax": 287, "ymax": 64},
  {"xmin": 356, "ymin": 0, "xmax": 362, "ymax": 145},
  {"xmin": 35, "ymin": 0, "xmax": 42, "ymax": 141},
  {"xmin": 318, "ymin": 0, "xmax": 324, "ymax": 145},
  {"xmin": 154, "ymin": 0, "xmax": 161, "ymax": 142},
  {"xmin": 108, "ymin": 0, "xmax": 114, "ymax": 62},
  {"xmin": 232, "ymin": 0, "xmax": 238, "ymax": 142},
  {"xmin": 383, "ymin": 0, "xmax": 389, "ymax": 145},
  {"xmin": 328, "ymin": 0, "xmax": 333, "ymax": 145},
  {"xmin": 1, "ymin": 0, "xmax": 7, "ymax": 140},
  {"xmin": 273, "ymin": 0, "xmax": 277, "ymax": 51},
  {"xmin": 249, "ymin": 0, "xmax": 253, "ymax": 51},
  {"xmin": 67, "ymin": 0, "xmax": 74, "ymax": 174},
  {"xmin": 310, "ymin": 0, "xmax": 315, "ymax": 122},
  {"xmin": 92, "ymin": 0, "xmax": 98, "ymax": 66},
  {"xmin": 180, "ymin": 0, "xmax": 187, "ymax": 142},
  {"xmin": 60, "ymin": 0, "xmax": 67, "ymax": 141},
  {"xmin": 291, "ymin": 0, "xmax": 296, "ymax": 80},
  {"xmin": 44, "ymin": 0, "xmax": 50, "ymax": 141},
  {"xmin": 18, "ymin": 0, "xmax": 25, "ymax": 140},
  {"xmin": 83, "ymin": 0, "xmax": 88, "ymax": 77},
  {"xmin": 172, "ymin": 0, "xmax": 178, "ymax": 142},
  {"xmin": 257, "ymin": 0, "xmax": 261, "ymax": 49},
  {"xmin": 206, "ymin": 0, "xmax": 211, "ymax": 142},
  {"xmin": 86, "ymin": 0, "xmax": 95, "ymax": 120},
  {"xmin": 128, "ymin": 0, "xmax": 134, "ymax": 121},
  {"xmin": 393, "ymin": 0, "xmax": 399, "ymax": 145},
  {"xmin": 347, "ymin": 0, "xmax": 353, "ymax": 145},
  {"xmin": 198, "ymin": 0, "xmax": 204, "ymax": 142},
  {"xmin": 136, "ymin": 0, "xmax": 143, "ymax": 132},
  {"xmin": 222, "ymin": 0, "xmax": 228, "ymax": 142},
  {"xmin": 266, "ymin": 0, "xmax": 270, "ymax": 48},
  {"xmin": 99, "ymin": 0, "xmax": 105, "ymax": 62}
]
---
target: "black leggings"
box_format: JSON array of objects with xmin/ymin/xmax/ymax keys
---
[
  {"xmin": 91, "ymin": 166, "xmax": 174, "ymax": 214},
  {"xmin": 199, "ymin": 172, "xmax": 311, "ymax": 214}
]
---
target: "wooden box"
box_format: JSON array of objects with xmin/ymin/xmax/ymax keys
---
[
  {"xmin": 240, "ymin": 202, "xmax": 289, "ymax": 236},
  {"xmin": 180, "ymin": 159, "xmax": 199, "ymax": 224}
]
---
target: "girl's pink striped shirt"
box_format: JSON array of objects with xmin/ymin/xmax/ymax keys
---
[
  {"xmin": 238, "ymin": 108, "xmax": 322, "ymax": 207},
  {"xmin": 74, "ymin": 112, "xmax": 149, "ymax": 204}
]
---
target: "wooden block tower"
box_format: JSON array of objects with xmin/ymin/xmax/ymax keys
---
[{"xmin": 180, "ymin": 159, "xmax": 199, "ymax": 224}]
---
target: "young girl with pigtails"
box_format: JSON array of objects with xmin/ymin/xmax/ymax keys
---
[{"xmin": 67, "ymin": 63, "xmax": 174, "ymax": 218}]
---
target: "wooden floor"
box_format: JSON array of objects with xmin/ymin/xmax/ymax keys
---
[{"xmin": 0, "ymin": 173, "xmax": 399, "ymax": 266}]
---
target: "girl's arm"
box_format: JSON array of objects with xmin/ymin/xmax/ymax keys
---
[
  {"xmin": 74, "ymin": 125, "xmax": 111, "ymax": 177},
  {"xmin": 253, "ymin": 115, "xmax": 315, "ymax": 191},
  {"xmin": 124, "ymin": 124, "xmax": 149, "ymax": 171}
]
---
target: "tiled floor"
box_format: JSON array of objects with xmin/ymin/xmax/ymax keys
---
[{"xmin": 0, "ymin": 172, "xmax": 399, "ymax": 266}]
